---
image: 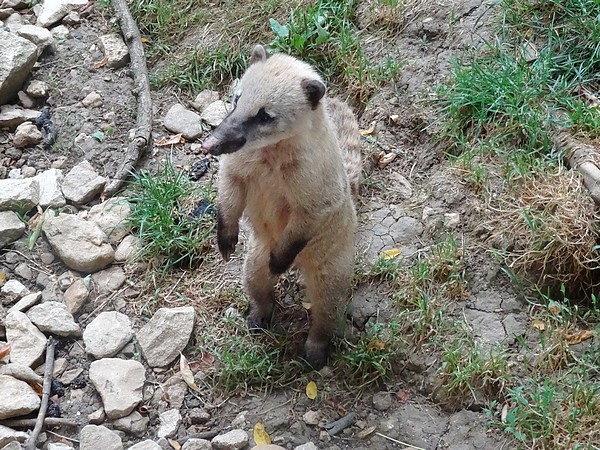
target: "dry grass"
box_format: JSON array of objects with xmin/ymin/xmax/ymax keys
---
[{"xmin": 490, "ymin": 167, "xmax": 600, "ymax": 293}]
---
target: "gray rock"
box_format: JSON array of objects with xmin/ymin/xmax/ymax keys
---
[
  {"xmin": 91, "ymin": 266, "xmax": 126, "ymax": 294},
  {"xmin": 26, "ymin": 301, "xmax": 80, "ymax": 336},
  {"xmin": 0, "ymin": 31, "xmax": 38, "ymax": 105},
  {"xmin": 36, "ymin": 0, "xmax": 88, "ymax": 27},
  {"xmin": 63, "ymin": 277, "xmax": 89, "ymax": 314},
  {"xmin": 87, "ymin": 197, "xmax": 130, "ymax": 243},
  {"xmin": 52, "ymin": 357, "xmax": 68, "ymax": 377},
  {"xmin": 59, "ymin": 367, "xmax": 83, "ymax": 385},
  {"xmin": 4, "ymin": 11, "xmax": 23, "ymax": 31},
  {"xmin": 200, "ymin": 100, "xmax": 229, "ymax": 128},
  {"xmin": 14, "ymin": 262, "xmax": 33, "ymax": 280},
  {"xmin": 21, "ymin": 166, "xmax": 37, "ymax": 178},
  {"xmin": 7, "ymin": 291, "xmax": 41, "ymax": 314},
  {"xmin": 1, "ymin": 280, "xmax": 29, "ymax": 298},
  {"xmin": 62, "ymin": 10, "xmax": 79, "ymax": 24},
  {"xmin": 163, "ymin": 104, "xmax": 203, "ymax": 140},
  {"xmin": 302, "ymin": 410, "xmax": 321, "ymax": 426},
  {"xmin": 83, "ymin": 311, "xmax": 133, "ymax": 359},
  {"xmin": 0, "ymin": 363, "xmax": 43, "ymax": 384},
  {"xmin": 48, "ymin": 444, "xmax": 74, "ymax": 450},
  {"xmin": 0, "ymin": 424, "xmax": 28, "ymax": 447},
  {"xmin": 137, "ymin": 306, "xmax": 195, "ymax": 367},
  {"xmin": 156, "ymin": 409, "xmax": 181, "ymax": 438},
  {"xmin": 114, "ymin": 235, "xmax": 139, "ymax": 262},
  {"xmin": 89, "ymin": 358, "xmax": 145, "ymax": 419},
  {"xmin": 98, "ymin": 34, "xmax": 129, "ymax": 68},
  {"xmin": 1, "ymin": 0, "xmax": 28, "ymax": 8},
  {"xmin": 34, "ymin": 168, "xmax": 65, "ymax": 208},
  {"xmin": 129, "ymin": 440, "xmax": 162, "ymax": 450},
  {"xmin": 372, "ymin": 391, "xmax": 392, "ymax": 411},
  {"xmin": 50, "ymin": 24, "xmax": 69, "ymax": 39},
  {"xmin": 0, "ymin": 440, "xmax": 23, "ymax": 450},
  {"xmin": 181, "ymin": 438, "xmax": 211, "ymax": 450},
  {"xmin": 111, "ymin": 410, "xmax": 149, "ymax": 436},
  {"xmin": 17, "ymin": 90, "xmax": 35, "ymax": 108},
  {"xmin": 61, "ymin": 160, "xmax": 106, "ymax": 204},
  {"xmin": 43, "ymin": 213, "xmax": 114, "ymax": 273},
  {"xmin": 15, "ymin": 24, "xmax": 53, "ymax": 54},
  {"xmin": 0, "ymin": 178, "xmax": 39, "ymax": 212},
  {"xmin": 0, "ymin": 375, "xmax": 41, "ymax": 419},
  {"xmin": 79, "ymin": 425, "xmax": 123, "ymax": 450},
  {"xmin": 5, "ymin": 311, "xmax": 46, "ymax": 367},
  {"xmin": 0, "ymin": 104, "xmax": 40, "ymax": 129},
  {"xmin": 389, "ymin": 216, "xmax": 423, "ymax": 242},
  {"xmin": 88, "ymin": 408, "xmax": 106, "ymax": 425},
  {"xmin": 211, "ymin": 429, "xmax": 248, "ymax": 450},
  {"xmin": 25, "ymin": 79, "xmax": 48, "ymax": 97},
  {"xmin": 0, "ymin": 211, "xmax": 25, "ymax": 247},
  {"xmin": 82, "ymin": 91, "xmax": 103, "ymax": 108},
  {"xmin": 191, "ymin": 90, "xmax": 219, "ymax": 113},
  {"xmin": 13, "ymin": 121, "xmax": 43, "ymax": 148},
  {"xmin": 294, "ymin": 444, "xmax": 318, "ymax": 450}
]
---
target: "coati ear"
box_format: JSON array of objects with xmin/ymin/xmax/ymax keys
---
[
  {"xmin": 249, "ymin": 45, "xmax": 269, "ymax": 65},
  {"xmin": 301, "ymin": 79, "xmax": 326, "ymax": 110}
]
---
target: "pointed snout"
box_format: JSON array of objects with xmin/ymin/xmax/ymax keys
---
[{"xmin": 202, "ymin": 126, "xmax": 247, "ymax": 156}]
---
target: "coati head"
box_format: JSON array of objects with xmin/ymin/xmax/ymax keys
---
[{"xmin": 202, "ymin": 45, "xmax": 327, "ymax": 156}]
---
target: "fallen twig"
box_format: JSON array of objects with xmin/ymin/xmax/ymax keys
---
[
  {"xmin": 324, "ymin": 412, "xmax": 356, "ymax": 435},
  {"xmin": 103, "ymin": 0, "xmax": 153, "ymax": 196},
  {"xmin": 1, "ymin": 418, "xmax": 82, "ymax": 429},
  {"xmin": 25, "ymin": 337, "xmax": 56, "ymax": 450},
  {"xmin": 375, "ymin": 432, "xmax": 426, "ymax": 450}
]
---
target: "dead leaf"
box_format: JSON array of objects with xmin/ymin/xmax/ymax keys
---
[
  {"xmin": 357, "ymin": 426, "xmax": 376, "ymax": 439},
  {"xmin": 381, "ymin": 248, "xmax": 401, "ymax": 260},
  {"xmin": 302, "ymin": 301, "xmax": 312, "ymax": 310},
  {"xmin": 306, "ymin": 381, "xmax": 318, "ymax": 400},
  {"xmin": 168, "ymin": 438, "xmax": 181, "ymax": 449},
  {"xmin": 156, "ymin": 133, "xmax": 185, "ymax": 146},
  {"xmin": 367, "ymin": 339, "xmax": 386, "ymax": 351},
  {"xmin": 0, "ymin": 272, "xmax": 5, "ymax": 285},
  {"xmin": 359, "ymin": 121, "xmax": 377, "ymax": 136},
  {"xmin": 141, "ymin": 37, "xmax": 151, "ymax": 44},
  {"xmin": 548, "ymin": 301, "xmax": 561, "ymax": 315},
  {"xmin": 394, "ymin": 389, "xmax": 410, "ymax": 404},
  {"xmin": 92, "ymin": 57, "xmax": 108, "ymax": 69},
  {"xmin": 501, "ymin": 403, "xmax": 508, "ymax": 424},
  {"xmin": 189, "ymin": 352, "xmax": 216, "ymax": 372},
  {"xmin": 564, "ymin": 329, "xmax": 596, "ymax": 345},
  {"xmin": 389, "ymin": 114, "xmax": 400, "ymax": 123},
  {"xmin": 532, "ymin": 319, "xmax": 545, "ymax": 331},
  {"xmin": 377, "ymin": 152, "xmax": 397, "ymax": 169},
  {"xmin": 179, "ymin": 353, "xmax": 202, "ymax": 393},
  {"xmin": 0, "ymin": 342, "xmax": 10, "ymax": 359},
  {"xmin": 253, "ymin": 422, "xmax": 271, "ymax": 445}
]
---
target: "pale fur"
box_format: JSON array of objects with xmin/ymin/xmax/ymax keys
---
[{"xmin": 208, "ymin": 46, "xmax": 362, "ymax": 368}]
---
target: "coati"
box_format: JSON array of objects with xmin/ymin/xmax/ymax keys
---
[{"xmin": 202, "ymin": 44, "xmax": 362, "ymax": 369}]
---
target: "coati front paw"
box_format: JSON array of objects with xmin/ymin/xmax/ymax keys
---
[
  {"xmin": 246, "ymin": 306, "xmax": 272, "ymax": 331},
  {"xmin": 269, "ymin": 238, "xmax": 309, "ymax": 275},
  {"xmin": 304, "ymin": 337, "xmax": 331, "ymax": 370},
  {"xmin": 217, "ymin": 231, "xmax": 238, "ymax": 261}
]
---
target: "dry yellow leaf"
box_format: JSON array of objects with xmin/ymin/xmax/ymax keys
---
[
  {"xmin": 0, "ymin": 272, "xmax": 5, "ymax": 284},
  {"xmin": 564, "ymin": 329, "xmax": 596, "ymax": 345},
  {"xmin": 0, "ymin": 342, "xmax": 10, "ymax": 360},
  {"xmin": 167, "ymin": 438, "xmax": 181, "ymax": 449},
  {"xmin": 548, "ymin": 301, "xmax": 561, "ymax": 315},
  {"xmin": 381, "ymin": 248, "xmax": 401, "ymax": 260},
  {"xmin": 306, "ymin": 381, "xmax": 318, "ymax": 400},
  {"xmin": 377, "ymin": 152, "xmax": 397, "ymax": 169},
  {"xmin": 179, "ymin": 353, "xmax": 202, "ymax": 393},
  {"xmin": 532, "ymin": 319, "xmax": 545, "ymax": 331},
  {"xmin": 253, "ymin": 422, "xmax": 271, "ymax": 445},
  {"xmin": 357, "ymin": 426, "xmax": 376, "ymax": 439},
  {"xmin": 302, "ymin": 301, "xmax": 312, "ymax": 310},
  {"xmin": 367, "ymin": 339, "xmax": 386, "ymax": 351},
  {"xmin": 501, "ymin": 404, "xmax": 508, "ymax": 424},
  {"xmin": 359, "ymin": 121, "xmax": 377, "ymax": 136}
]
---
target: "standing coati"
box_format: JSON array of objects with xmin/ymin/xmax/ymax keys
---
[{"xmin": 202, "ymin": 44, "xmax": 362, "ymax": 369}]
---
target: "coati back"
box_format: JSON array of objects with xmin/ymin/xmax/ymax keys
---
[{"xmin": 203, "ymin": 44, "xmax": 362, "ymax": 369}]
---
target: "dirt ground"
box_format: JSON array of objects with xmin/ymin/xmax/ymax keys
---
[{"xmin": 0, "ymin": 0, "xmax": 530, "ymax": 448}]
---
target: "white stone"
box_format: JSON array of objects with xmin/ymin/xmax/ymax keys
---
[
  {"xmin": 83, "ymin": 311, "xmax": 133, "ymax": 359},
  {"xmin": 0, "ymin": 424, "xmax": 28, "ymax": 447},
  {"xmin": 0, "ymin": 104, "xmax": 40, "ymax": 129},
  {"xmin": 62, "ymin": 10, "xmax": 79, "ymax": 24},
  {"xmin": 1, "ymin": 279, "xmax": 29, "ymax": 298},
  {"xmin": 4, "ymin": 311, "xmax": 46, "ymax": 367},
  {"xmin": 129, "ymin": 440, "xmax": 162, "ymax": 450},
  {"xmin": 114, "ymin": 235, "xmax": 140, "ymax": 262},
  {"xmin": 98, "ymin": 34, "xmax": 129, "ymax": 68},
  {"xmin": 91, "ymin": 266, "xmax": 126, "ymax": 295},
  {"xmin": 0, "ymin": 0, "xmax": 28, "ymax": 9},
  {"xmin": 63, "ymin": 277, "xmax": 89, "ymax": 314},
  {"xmin": 25, "ymin": 79, "xmax": 48, "ymax": 97},
  {"xmin": 137, "ymin": 306, "xmax": 195, "ymax": 367},
  {"xmin": 26, "ymin": 301, "xmax": 80, "ymax": 336},
  {"xmin": 48, "ymin": 444, "xmax": 74, "ymax": 450},
  {"xmin": 43, "ymin": 213, "xmax": 114, "ymax": 273},
  {"xmin": 82, "ymin": 91, "xmax": 103, "ymax": 108},
  {"xmin": 302, "ymin": 410, "xmax": 321, "ymax": 426},
  {"xmin": 111, "ymin": 410, "xmax": 149, "ymax": 436},
  {"xmin": 163, "ymin": 104, "xmax": 203, "ymax": 140},
  {"xmin": 0, "ymin": 30, "xmax": 38, "ymax": 105},
  {"xmin": 89, "ymin": 358, "xmax": 145, "ymax": 420},
  {"xmin": 50, "ymin": 24, "xmax": 69, "ymax": 39},
  {"xmin": 0, "ymin": 178, "xmax": 39, "ymax": 212},
  {"xmin": 157, "ymin": 409, "xmax": 181, "ymax": 438},
  {"xmin": 16, "ymin": 24, "xmax": 53, "ymax": 54},
  {"xmin": 211, "ymin": 429, "xmax": 248, "ymax": 450},
  {"xmin": 87, "ymin": 197, "xmax": 130, "ymax": 243},
  {"xmin": 200, "ymin": 100, "xmax": 229, "ymax": 128},
  {"xmin": 0, "ymin": 363, "xmax": 43, "ymax": 384},
  {"xmin": 191, "ymin": 90, "xmax": 219, "ymax": 113},
  {"xmin": 294, "ymin": 444, "xmax": 318, "ymax": 450},
  {"xmin": 34, "ymin": 168, "xmax": 65, "ymax": 207},
  {"xmin": 0, "ymin": 440, "xmax": 23, "ymax": 450},
  {"xmin": 36, "ymin": 0, "xmax": 88, "ymax": 28},
  {"xmin": 13, "ymin": 121, "xmax": 43, "ymax": 148},
  {"xmin": 62, "ymin": 160, "xmax": 106, "ymax": 204},
  {"xmin": 17, "ymin": 90, "xmax": 35, "ymax": 108},
  {"xmin": 8, "ymin": 169, "xmax": 22, "ymax": 179},
  {"xmin": 79, "ymin": 425, "xmax": 123, "ymax": 450},
  {"xmin": 0, "ymin": 375, "xmax": 41, "ymax": 419},
  {"xmin": 7, "ymin": 292, "xmax": 41, "ymax": 313},
  {"xmin": 0, "ymin": 211, "xmax": 25, "ymax": 248},
  {"xmin": 181, "ymin": 439, "xmax": 211, "ymax": 450}
]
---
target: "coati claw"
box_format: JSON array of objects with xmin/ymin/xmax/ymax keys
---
[
  {"xmin": 304, "ymin": 338, "xmax": 331, "ymax": 370},
  {"xmin": 217, "ymin": 234, "xmax": 237, "ymax": 261}
]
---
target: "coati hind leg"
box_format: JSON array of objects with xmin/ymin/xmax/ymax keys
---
[{"xmin": 243, "ymin": 238, "xmax": 278, "ymax": 330}]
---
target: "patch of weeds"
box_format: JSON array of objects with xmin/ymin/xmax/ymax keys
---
[
  {"xmin": 127, "ymin": 159, "xmax": 216, "ymax": 272},
  {"xmin": 269, "ymin": 0, "xmax": 403, "ymax": 106},
  {"xmin": 361, "ymin": 0, "xmax": 427, "ymax": 34},
  {"xmin": 334, "ymin": 321, "xmax": 405, "ymax": 388}
]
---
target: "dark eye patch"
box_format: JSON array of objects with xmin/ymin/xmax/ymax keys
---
[{"xmin": 255, "ymin": 107, "xmax": 274, "ymax": 123}]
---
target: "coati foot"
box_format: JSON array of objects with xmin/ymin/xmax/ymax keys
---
[
  {"xmin": 304, "ymin": 337, "xmax": 331, "ymax": 370},
  {"xmin": 246, "ymin": 306, "xmax": 272, "ymax": 331},
  {"xmin": 217, "ymin": 233, "xmax": 238, "ymax": 261}
]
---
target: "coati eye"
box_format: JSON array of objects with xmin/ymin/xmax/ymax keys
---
[{"xmin": 256, "ymin": 108, "xmax": 274, "ymax": 123}]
